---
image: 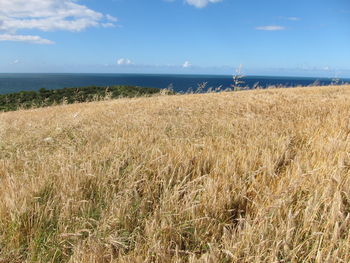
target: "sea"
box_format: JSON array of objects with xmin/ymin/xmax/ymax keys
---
[{"xmin": 0, "ymin": 73, "xmax": 348, "ymax": 95}]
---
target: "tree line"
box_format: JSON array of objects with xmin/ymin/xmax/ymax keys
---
[{"xmin": 0, "ymin": 85, "xmax": 161, "ymax": 112}]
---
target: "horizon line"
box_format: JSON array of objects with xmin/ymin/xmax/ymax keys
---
[{"xmin": 0, "ymin": 72, "xmax": 348, "ymax": 80}]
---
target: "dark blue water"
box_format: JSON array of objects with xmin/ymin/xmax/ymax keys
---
[{"xmin": 0, "ymin": 73, "xmax": 348, "ymax": 94}]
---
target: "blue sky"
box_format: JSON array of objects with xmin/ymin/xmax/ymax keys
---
[{"xmin": 0, "ymin": 0, "xmax": 349, "ymax": 77}]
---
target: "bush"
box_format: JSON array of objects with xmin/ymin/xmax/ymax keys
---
[{"xmin": 0, "ymin": 85, "xmax": 161, "ymax": 112}]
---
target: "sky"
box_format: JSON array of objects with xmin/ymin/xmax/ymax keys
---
[{"xmin": 0, "ymin": 0, "xmax": 350, "ymax": 77}]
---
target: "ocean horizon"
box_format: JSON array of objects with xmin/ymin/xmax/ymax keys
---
[{"xmin": 0, "ymin": 73, "xmax": 348, "ymax": 95}]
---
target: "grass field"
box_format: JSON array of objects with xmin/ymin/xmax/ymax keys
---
[{"xmin": 1, "ymin": 85, "xmax": 350, "ymax": 262}]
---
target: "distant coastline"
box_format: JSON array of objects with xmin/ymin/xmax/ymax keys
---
[
  {"xmin": 0, "ymin": 85, "xmax": 160, "ymax": 112},
  {"xmin": 0, "ymin": 73, "xmax": 348, "ymax": 95}
]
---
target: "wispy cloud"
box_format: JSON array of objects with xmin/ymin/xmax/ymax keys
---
[
  {"xmin": 285, "ymin": 17, "xmax": 301, "ymax": 21},
  {"xmin": 106, "ymin": 14, "xmax": 118, "ymax": 22},
  {"xmin": 166, "ymin": 0, "xmax": 222, "ymax": 8},
  {"xmin": 279, "ymin": 16, "xmax": 301, "ymax": 21},
  {"xmin": 10, "ymin": 59, "xmax": 20, "ymax": 65},
  {"xmin": 255, "ymin": 25, "xmax": 286, "ymax": 31},
  {"xmin": 0, "ymin": 34, "xmax": 54, "ymax": 44},
  {"xmin": 0, "ymin": 0, "xmax": 117, "ymax": 44},
  {"xmin": 185, "ymin": 0, "xmax": 222, "ymax": 8}
]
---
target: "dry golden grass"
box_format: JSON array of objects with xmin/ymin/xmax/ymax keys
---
[{"xmin": 1, "ymin": 85, "xmax": 350, "ymax": 263}]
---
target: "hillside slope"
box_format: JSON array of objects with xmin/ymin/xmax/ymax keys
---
[{"xmin": 1, "ymin": 86, "xmax": 350, "ymax": 262}]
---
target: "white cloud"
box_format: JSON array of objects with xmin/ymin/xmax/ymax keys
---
[
  {"xmin": 279, "ymin": 16, "xmax": 301, "ymax": 21},
  {"xmin": 102, "ymin": 23, "xmax": 115, "ymax": 28},
  {"xmin": 182, "ymin": 61, "xmax": 192, "ymax": 68},
  {"xmin": 0, "ymin": 0, "xmax": 117, "ymax": 43},
  {"xmin": 117, "ymin": 58, "xmax": 133, "ymax": 65},
  {"xmin": 185, "ymin": 0, "xmax": 222, "ymax": 8},
  {"xmin": 0, "ymin": 34, "xmax": 54, "ymax": 44},
  {"xmin": 106, "ymin": 14, "xmax": 118, "ymax": 22},
  {"xmin": 164, "ymin": 0, "xmax": 221, "ymax": 8},
  {"xmin": 11, "ymin": 59, "xmax": 19, "ymax": 64},
  {"xmin": 255, "ymin": 25, "xmax": 286, "ymax": 31}
]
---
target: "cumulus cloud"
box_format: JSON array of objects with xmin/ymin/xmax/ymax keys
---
[
  {"xmin": 0, "ymin": 0, "xmax": 117, "ymax": 44},
  {"xmin": 0, "ymin": 34, "xmax": 54, "ymax": 44},
  {"xmin": 255, "ymin": 25, "xmax": 286, "ymax": 31},
  {"xmin": 185, "ymin": 0, "xmax": 222, "ymax": 8},
  {"xmin": 182, "ymin": 61, "xmax": 192, "ymax": 68},
  {"xmin": 117, "ymin": 58, "xmax": 133, "ymax": 65}
]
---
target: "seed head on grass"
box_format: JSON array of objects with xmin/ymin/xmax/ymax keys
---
[
  {"xmin": 231, "ymin": 64, "xmax": 246, "ymax": 91},
  {"xmin": 0, "ymin": 84, "xmax": 350, "ymax": 262}
]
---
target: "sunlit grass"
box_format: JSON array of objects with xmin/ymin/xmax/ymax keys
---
[{"xmin": 1, "ymin": 85, "xmax": 350, "ymax": 262}]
